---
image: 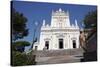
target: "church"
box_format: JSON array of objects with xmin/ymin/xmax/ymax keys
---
[{"xmin": 33, "ymin": 8, "xmax": 80, "ymax": 50}]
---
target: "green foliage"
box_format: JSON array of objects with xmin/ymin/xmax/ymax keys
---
[
  {"xmin": 11, "ymin": 51, "xmax": 36, "ymax": 66},
  {"xmin": 12, "ymin": 8, "xmax": 28, "ymax": 41},
  {"xmin": 11, "ymin": 41, "xmax": 36, "ymax": 66},
  {"xmin": 84, "ymin": 10, "xmax": 97, "ymax": 29},
  {"xmin": 12, "ymin": 51, "xmax": 27, "ymax": 66},
  {"xmin": 12, "ymin": 41, "xmax": 30, "ymax": 52},
  {"xmin": 13, "ymin": 41, "xmax": 30, "ymax": 47}
]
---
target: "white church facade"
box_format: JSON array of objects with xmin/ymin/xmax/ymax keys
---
[{"xmin": 33, "ymin": 8, "xmax": 80, "ymax": 50}]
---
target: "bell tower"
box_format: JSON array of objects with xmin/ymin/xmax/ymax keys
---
[{"xmin": 51, "ymin": 8, "xmax": 70, "ymax": 28}]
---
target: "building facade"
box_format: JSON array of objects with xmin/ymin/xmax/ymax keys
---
[{"xmin": 33, "ymin": 8, "xmax": 80, "ymax": 50}]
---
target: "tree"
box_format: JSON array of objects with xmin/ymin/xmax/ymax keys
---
[
  {"xmin": 11, "ymin": 8, "xmax": 36, "ymax": 66},
  {"xmin": 12, "ymin": 41, "xmax": 30, "ymax": 52},
  {"xmin": 81, "ymin": 10, "xmax": 97, "ymax": 62},
  {"xmin": 11, "ymin": 41, "xmax": 36, "ymax": 66},
  {"xmin": 83, "ymin": 10, "xmax": 97, "ymax": 38},
  {"xmin": 11, "ymin": 51, "xmax": 36, "ymax": 66},
  {"xmin": 84, "ymin": 10, "xmax": 97, "ymax": 30},
  {"xmin": 11, "ymin": 8, "xmax": 28, "ymax": 41}
]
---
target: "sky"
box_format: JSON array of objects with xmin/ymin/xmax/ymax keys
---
[{"xmin": 12, "ymin": 1, "xmax": 97, "ymax": 51}]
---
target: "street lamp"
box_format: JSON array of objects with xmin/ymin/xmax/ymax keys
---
[{"xmin": 30, "ymin": 21, "xmax": 38, "ymax": 51}]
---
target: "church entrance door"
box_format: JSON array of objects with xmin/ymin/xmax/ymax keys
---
[
  {"xmin": 35, "ymin": 46, "xmax": 38, "ymax": 50},
  {"xmin": 45, "ymin": 41, "xmax": 49, "ymax": 49},
  {"xmin": 59, "ymin": 39, "xmax": 63, "ymax": 49},
  {"xmin": 73, "ymin": 40, "xmax": 76, "ymax": 48}
]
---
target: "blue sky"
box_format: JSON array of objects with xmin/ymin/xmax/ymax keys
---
[{"xmin": 12, "ymin": 1, "xmax": 97, "ymax": 50}]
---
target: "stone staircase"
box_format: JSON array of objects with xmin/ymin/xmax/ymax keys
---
[{"xmin": 33, "ymin": 48, "xmax": 84, "ymax": 65}]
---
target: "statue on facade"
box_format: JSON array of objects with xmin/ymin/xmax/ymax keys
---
[
  {"xmin": 43, "ymin": 19, "xmax": 46, "ymax": 26},
  {"xmin": 79, "ymin": 31, "xmax": 87, "ymax": 51}
]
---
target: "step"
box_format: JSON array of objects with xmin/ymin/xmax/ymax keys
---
[
  {"xmin": 36, "ymin": 55, "xmax": 82, "ymax": 65},
  {"xmin": 33, "ymin": 48, "xmax": 84, "ymax": 57},
  {"xmin": 34, "ymin": 48, "xmax": 84, "ymax": 64}
]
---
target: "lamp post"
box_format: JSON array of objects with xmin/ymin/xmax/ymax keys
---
[
  {"xmin": 26, "ymin": 22, "xmax": 38, "ymax": 64},
  {"xmin": 30, "ymin": 21, "xmax": 38, "ymax": 51}
]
